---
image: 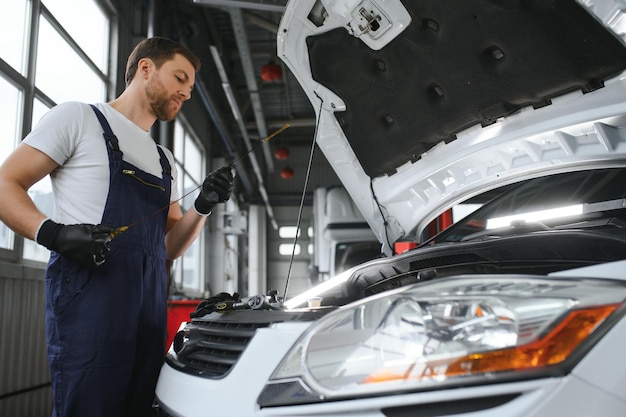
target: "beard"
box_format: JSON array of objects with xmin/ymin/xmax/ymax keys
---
[{"xmin": 146, "ymin": 73, "xmax": 179, "ymax": 121}]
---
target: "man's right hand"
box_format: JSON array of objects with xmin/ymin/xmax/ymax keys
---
[{"xmin": 36, "ymin": 220, "xmax": 114, "ymax": 266}]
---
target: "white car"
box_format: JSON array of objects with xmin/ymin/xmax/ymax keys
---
[{"xmin": 155, "ymin": 0, "xmax": 626, "ymax": 416}]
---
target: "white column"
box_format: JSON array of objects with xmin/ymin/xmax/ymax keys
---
[{"xmin": 247, "ymin": 204, "xmax": 267, "ymax": 296}]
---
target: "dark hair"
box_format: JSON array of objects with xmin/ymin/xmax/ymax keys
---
[{"xmin": 125, "ymin": 37, "xmax": 201, "ymax": 87}]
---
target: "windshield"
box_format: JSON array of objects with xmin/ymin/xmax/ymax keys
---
[
  {"xmin": 432, "ymin": 168, "xmax": 626, "ymax": 243},
  {"xmin": 334, "ymin": 241, "xmax": 382, "ymax": 275}
]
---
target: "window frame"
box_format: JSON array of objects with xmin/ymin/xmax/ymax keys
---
[
  {"xmin": 0, "ymin": 0, "xmax": 114, "ymax": 264},
  {"xmin": 170, "ymin": 114, "xmax": 207, "ymax": 295}
]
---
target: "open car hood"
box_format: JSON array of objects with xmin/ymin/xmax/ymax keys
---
[{"xmin": 278, "ymin": 0, "xmax": 626, "ymax": 254}]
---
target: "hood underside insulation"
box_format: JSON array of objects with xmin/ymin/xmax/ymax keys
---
[{"xmin": 307, "ymin": 0, "xmax": 626, "ymax": 178}]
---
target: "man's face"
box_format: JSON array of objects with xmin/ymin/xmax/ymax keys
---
[{"xmin": 146, "ymin": 53, "xmax": 196, "ymax": 121}]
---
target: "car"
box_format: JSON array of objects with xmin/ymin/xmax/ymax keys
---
[{"xmin": 155, "ymin": 0, "xmax": 626, "ymax": 416}]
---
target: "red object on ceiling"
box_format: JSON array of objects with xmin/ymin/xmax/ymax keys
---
[
  {"xmin": 261, "ymin": 62, "xmax": 282, "ymax": 82},
  {"xmin": 280, "ymin": 167, "xmax": 294, "ymax": 179},
  {"xmin": 274, "ymin": 147, "xmax": 290, "ymax": 160}
]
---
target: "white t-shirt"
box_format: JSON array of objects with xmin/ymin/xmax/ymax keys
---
[{"xmin": 24, "ymin": 101, "xmax": 179, "ymax": 224}]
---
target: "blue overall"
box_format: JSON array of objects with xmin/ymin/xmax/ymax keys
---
[{"xmin": 45, "ymin": 105, "xmax": 172, "ymax": 417}]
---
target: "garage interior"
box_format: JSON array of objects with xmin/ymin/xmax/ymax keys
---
[{"xmin": 0, "ymin": 0, "xmax": 345, "ymax": 414}]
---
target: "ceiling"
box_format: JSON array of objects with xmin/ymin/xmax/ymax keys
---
[{"xmin": 161, "ymin": 0, "xmax": 341, "ymax": 213}]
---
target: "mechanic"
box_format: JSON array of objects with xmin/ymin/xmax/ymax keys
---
[{"xmin": 0, "ymin": 36, "xmax": 233, "ymax": 417}]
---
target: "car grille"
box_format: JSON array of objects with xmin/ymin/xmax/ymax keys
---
[{"xmin": 167, "ymin": 318, "xmax": 271, "ymax": 378}]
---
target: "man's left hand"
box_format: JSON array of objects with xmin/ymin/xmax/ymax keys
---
[{"xmin": 194, "ymin": 166, "xmax": 234, "ymax": 215}]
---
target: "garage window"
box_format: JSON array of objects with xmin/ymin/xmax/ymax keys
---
[
  {"xmin": 170, "ymin": 118, "xmax": 206, "ymax": 293},
  {"xmin": 0, "ymin": 0, "xmax": 111, "ymax": 261}
]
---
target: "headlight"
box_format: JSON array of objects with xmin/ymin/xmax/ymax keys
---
[{"xmin": 258, "ymin": 276, "xmax": 626, "ymax": 407}]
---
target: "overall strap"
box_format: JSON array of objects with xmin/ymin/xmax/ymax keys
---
[
  {"xmin": 156, "ymin": 146, "xmax": 172, "ymax": 177},
  {"xmin": 89, "ymin": 104, "xmax": 122, "ymax": 154}
]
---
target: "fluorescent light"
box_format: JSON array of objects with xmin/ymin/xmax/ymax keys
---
[{"xmin": 486, "ymin": 204, "xmax": 583, "ymax": 229}]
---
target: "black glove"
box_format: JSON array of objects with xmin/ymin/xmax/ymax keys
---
[
  {"xmin": 194, "ymin": 166, "xmax": 234, "ymax": 215},
  {"xmin": 36, "ymin": 219, "xmax": 114, "ymax": 266},
  {"xmin": 190, "ymin": 292, "xmax": 240, "ymax": 318}
]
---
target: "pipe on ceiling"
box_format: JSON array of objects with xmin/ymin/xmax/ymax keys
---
[
  {"xmin": 228, "ymin": 7, "xmax": 275, "ymax": 173},
  {"xmin": 192, "ymin": 0, "xmax": 286, "ymax": 13},
  {"xmin": 210, "ymin": 45, "xmax": 279, "ymax": 230}
]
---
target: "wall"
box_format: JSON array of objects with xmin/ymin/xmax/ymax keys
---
[{"xmin": 0, "ymin": 263, "xmax": 50, "ymax": 416}]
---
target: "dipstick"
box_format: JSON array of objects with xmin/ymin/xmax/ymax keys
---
[
  {"xmin": 107, "ymin": 123, "xmax": 290, "ymax": 240},
  {"xmin": 109, "ymin": 226, "xmax": 129, "ymax": 239},
  {"xmin": 230, "ymin": 123, "xmax": 290, "ymax": 166}
]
